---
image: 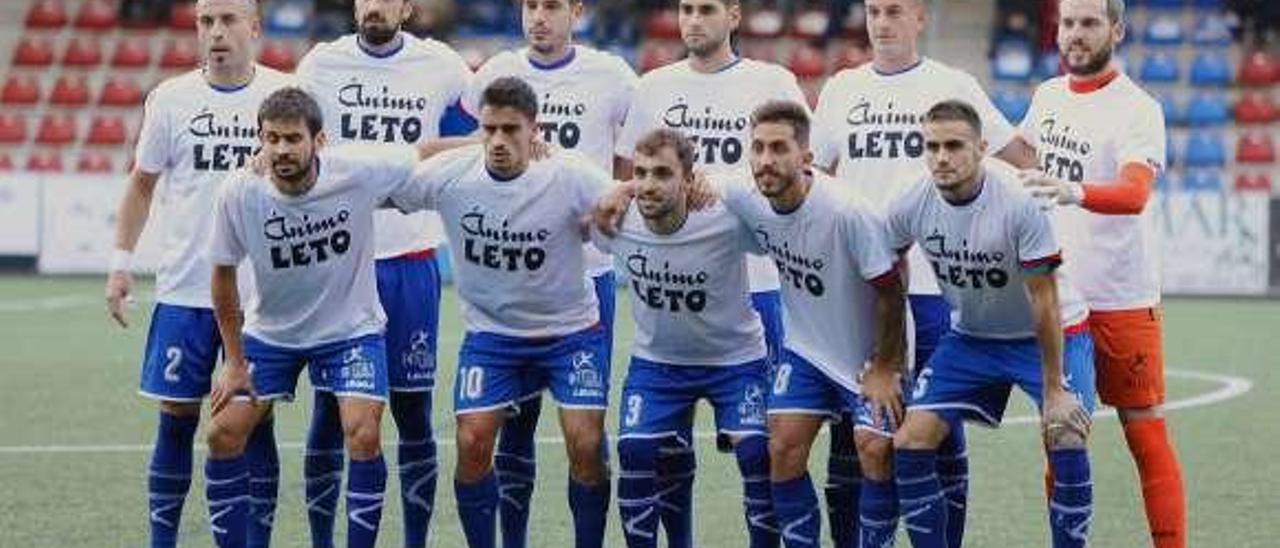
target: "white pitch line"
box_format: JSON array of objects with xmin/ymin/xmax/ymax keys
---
[{"xmin": 0, "ymin": 369, "xmax": 1252, "ymax": 455}]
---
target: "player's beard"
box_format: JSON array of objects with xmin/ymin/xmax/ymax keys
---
[
  {"xmin": 686, "ymin": 33, "xmax": 727, "ymax": 59},
  {"xmin": 753, "ymin": 166, "xmax": 795, "ymax": 199},
  {"xmin": 1061, "ymin": 42, "xmax": 1113, "ymax": 77},
  {"xmin": 360, "ymin": 15, "xmax": 399, "ymax": 46},
  {"xmin": 272, "ymin": 154, "xmax": 312, "ymax": 192}
]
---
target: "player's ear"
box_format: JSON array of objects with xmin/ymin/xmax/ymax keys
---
[
  {"xmin": 802, "ymin": 148, "xmax": 814, "ymax": 167},
  {"xmin": 571, "ymin": 0, "xmax": 585, "ymax": 19},
  {"xmin": 314, "ymin": 130, "xmax": 328, "ymax": 148},
  {"xmin": 400, "ymin": 0, "xmax": 415, "ymax": 25},
  {"xmin": 977, "ymin": 138, "xmax": 988, "ymax": 157}
]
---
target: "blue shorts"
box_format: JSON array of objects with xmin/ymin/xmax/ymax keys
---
[
  {"xmin": 619, "ymin": 358, "xmax": 770, "ymax": 448},
  {"xmin": 593, "ymin": 271, "xmax": 617, "ymax": 368},
  {"xmin": 245, "ymin": 334, "xmax": 390, "ymax": 402},
  {"xmin": 769, "ymin": 348, "xmax": 862, "ymax": 421},
  {"xmin": 751, "ymin": 290, "xmax": 784, "ymax": 368},
  {"xmin": 908, "ymin": 330, "xmax": 1097, "ymax": 427},
  {"xmin": 456, "ymin": 325, "xmax": 610, "ymax": 414},
  {"xmin": 909, "ymin": 294, "xmax": 952, "ymax": 373},
  {"xmin": 138, "ymin": 303, "xmax": 222, "ymax": 402},
  {"xmin": 376, "ymin": 251, "xmax": 442, "ymax": 392}
]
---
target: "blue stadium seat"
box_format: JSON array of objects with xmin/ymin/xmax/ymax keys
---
[
  {"xmin": 1037, "ymin": 51, "xmax": 1061, "ymax": 79},
  {"xmin": 1155, "ymin": 171, "xmax": 1174, "ymax": 192},
  {"xmin": 1157, "ymin": 94, "xmax": 1186, "ymax": 126},
  {"xmin": 1142, "ymin": 0, "xmax": 1187, "ymax": 8},
  {"xmin": 1182, "ymin": 169, "xmax": 1224, "ymax": 191},
  {"xmin": 1140, "ymin": 52, "xmax": 1181, "ymax": 83},
  {"xmin": 1192, "ymin": 14, "xmax": 1233, "ymax": 46},
  {"xmin": 1166, "ymin": 134, "xmax": 1178, "ymax": 168},
  {"xmin": 1189, "ymin": 51, "xmax": 1232, "ymax": 86},
  {"xmin": 992, "ymin": 40, "xmax": 1034, "ymax": 82},
  {"xmin": 263, "ymin": 0, "xmax": 309, "ymax": 37},
  {"xmin": 1183, "ymin": 131, "xmax": 1226, "ymax": 168},
  {"xmin": 992, "ymin": 89, "xmax": 1031, "ymax": 123},
  {"xmin": 1192, "ymin": 0, "xmax": 1224, "ymax": 9},
  {"xmin": 1185, "ymin": 92, "xmax": 1230, "ymax": 127},
  {"xmin": 1144, "ymin": 15, "xmax": 1186, "ymax": 45}
]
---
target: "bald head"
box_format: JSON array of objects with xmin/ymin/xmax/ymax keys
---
[
  {"xmin": 196, "ymin": 0, "xmax": 260, "ymax": 77},
  {"xmin": 1060, "ymin": 0, "xmax": 1125, "ymax": 24}
]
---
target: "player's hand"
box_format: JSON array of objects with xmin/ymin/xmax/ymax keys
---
[
  {"xmin": 105, "ymin": 270, "xmax": 134, "ymax": 328},
  {"xmin": 210, "ymin": 360, "xmax": 255, "ymax": 415},
  {"xmin": 530, "ymin": 138, "xmax": 554, "ymax": 162},
  {"xmin": 861, "ymin": 362, "xmax": 905, "ymax": 430},
  {"xmin": 685, "ymin": 170, "xmax": 718, "ymax": 211},
  {"xmin": 249, "ymin": 149, "xmax": 268, "ymax": 176},
  {"xmin": 1042, "ymin": 387, "xmax": 1091, "ymax": 440},
  {"xmin": 1019, "ymin": 169, "xmax": 1083, "ymax": 208},
  {"xmin": 590, "ymin": 181, "xmax": 638, "ymax": 237}
]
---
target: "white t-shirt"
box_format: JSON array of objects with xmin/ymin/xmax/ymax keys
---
[
  {"xmin": 395, "ymin": 146, "xmax": 610, "ymax": 338},
  {"xmin": 720, "ymin": 172, "xmax": 897, "ymax": 392},
  {"xmin": 296, "ymin": 32, "xmax": 472, "ymax": 258},
  {"xmin": 885, "ymin": 168, "xmax": 1090, "ymax": 339},
  {"xmin": 1021, "ymin": 73, "xmax": 1166, "ymax": 310},
  {"xmin": 592, "ymin": 204, "xmax": 767, "ymax": 366},
  {"xmin": 208, "ymin": 144, "xmax": 419, "ymax": 348},
  {"xmin": 811, "ymin": 58, "xmax": 1017, "ymax": 296},
  {"xmin": 464, "ymin": 45, "xmax": 636, "ymax": 274},
  {"xmin": 134, "ymin": 65, "xmax": 294, "ymax": 308},
  {"xmin": 617, "ymin": 58, "xmax": 810, "ymax": 292}
]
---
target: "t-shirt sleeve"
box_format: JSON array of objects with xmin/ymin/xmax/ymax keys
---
[
  {"xmin": 960, "ymin": 72, "xmax": 1016, "ymax": 153},
  {"xmin": 1118, "ymin": 98, "xmax": 1167, "ymax": 173},
  {"xmin": 614, "ymin": 87, "xmax": 648, "ymax": 160},
  {"xmin": 884, "ymin": 188, "xmax": 918, "ymax": 253},
  {"xmin": 846, "ymin": 205, "xmax": 896, "ymax": 281},
  {"xmin": 810, "ymin": 78, "xmax": 842, "ymax": 170},
  {"xmin": 357, "ymin": 144, "xmax": 421, "ymax": 202},
  {"xmin": 392, "ymin": 148, "xmax": 464, "ymax": 212},
  {"xmin": 208, "ymin": 176, "xmax": 247, "ymax": 266},
  {"xmin": 735, "ymin": 215, "xmax": 764, "ymax": 255},
  {"xmin": 438, "ymin": 48, "xmax": 478, "ymax": 137},
  {"xmin": 133, "ymin": 89, "xmax": 171, "ymax": 174},
  {"xmin": 569, "ymin": 155, "xmax": 615, "ymax": 216},
  {"xmin": 461, "ymin": 56, "xmax": 496, "ymax": 118},
  {"xmin": 1015, "ymin": 197, "xmax": 1062, "ymax": 271}
]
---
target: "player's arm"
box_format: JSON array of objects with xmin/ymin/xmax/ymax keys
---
[
  {"xmin": 1025, "ymin": 264, "xmax": 1090, "ymax": 442},
  {"xmin": 105, "ymin": 168, "xmax": 162, "ymax": 327},
  {"xmin": 210, "ymin": 264, "xmax": 253, "ymax": 414},
  {"xmin": 864, "ymin": 269, "xmax": 908, "ymax": 428},
  {"xmin": 995, "ymin": 136, "xmax": 1039, "ymax": 170},
  {"xmin": 1020, "ymin": 161, "xmax": 1156, "ymax": 215}
]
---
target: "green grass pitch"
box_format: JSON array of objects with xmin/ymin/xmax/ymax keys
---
[{"xmin": 0, "ymin": 276, "xmax": 1276, "ymax": 546}]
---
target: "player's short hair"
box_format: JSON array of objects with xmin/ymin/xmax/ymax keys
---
[
  {"xmin": 480, "ymin": 77, "xmax": 538, "ymax": 121},
  {"xmin": 258, "ymin": 87, "xmax": 323, "ymax": 136},
  {"xmin": 751, "ymin": 100, "xmax": 810, "ymax": 148},
  {"xmin": 635, "ymin": 129, "xmax": 696, "ymax": 178},
  {"xmin": 1060, "ymin": 0, "xmax": 1126, "ymax": 24},
  {"xmin": 924, "ymin": 100, "xmax": 983, "ymax": 137}
]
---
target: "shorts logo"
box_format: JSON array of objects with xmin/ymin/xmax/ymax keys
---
[
  {"xmin": 402, "ymin": 330, "xmax": 435, "ymax": 382},
  {"xmin": 738, "ymin": 383, "xmax": 766, "ymax": 426},
  {"xmin": 341, "ymin": 346, "xmax": 377, "ymax": 391},
  {"xmin": 569, "ymin": 350, "xmax": 605, "ymax": 398}
]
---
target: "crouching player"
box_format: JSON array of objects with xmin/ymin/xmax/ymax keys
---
[
  {"xmin": 593, "ymin": 128, "xmax": 778, "ymax": 547},
  {"xmin": 886, "ymin": 100, "xmax": 1096, "ymax": 548}
]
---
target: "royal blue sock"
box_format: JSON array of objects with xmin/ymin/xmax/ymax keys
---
[
  {"xmin": 497, "ymin": 396, "xmax": 541, "ymax": 548},
  {"xmin": 896, "ymin": 449, "xmax": 947, "ymax": 548},
  {"xmin": 569, "ymin": 478, "xmax": 611, "ymax": 548},
  {"xmin": 656, "ymin": 444, "xmax": 695, "ymax": 548},
  {"xmin": 617, "ymin": 437, "xmax": 660, "ymax": 548},
  {"xmin": 245, "ymin": 417, "xmax": 278, "ymax": 548},
  {"xmin": 860, "ymin": 479, "xmax": 899, "ymax": 548},
  {"xmin": 304, "ymin": 390, "xmax": 344, "ymax": 548},
  {"xmin": 825, "ymin": 422, "xmax": 860, "ymax": 548},
  {"xmin": 735, "ymin": 436, "xmax": 779, "ymax": 548},
  {"xmin": 205, "ymin": 455, "xmax": 249, "ymax": 548},
  {"xmin": 456, "ymin": 470, "xmax": 499, "ymax": 548},
  {"xmin": 937, "ymin": 424, "xmax": 969, "ymax": 548},
  {"xmin": 346, "ymin": 455, "xmax": 387, "ymax": 548},
  {"xmin": 391, "ymin": 393, "xmax": 437, "ymax": 548},
  {"xmin": 148, "ymin": 412, "xmax": 197, "ymax": 548},
  {"xmin": 1048, "ymin": 448, "xmax": 1093, "ymax": 548},
  {"xmin": 772, "ymin": 473, "xmax": 821, "ymax": 547}
]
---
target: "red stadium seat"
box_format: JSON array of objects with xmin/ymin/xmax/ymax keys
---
[
  {"xmin": 257, "ymin": 41, "xmax": 297, "ymax": 71},
  {"xmin": 170, "ymin": 1, "xmax": 197, "ymax": 31},
  {"xmin": 13, "ymin": 36, "xmax": 55, "ymax": 67},
  {"xmin": 740, "ymin": 41, "xmax": 779, "ymax": 63},
  {"xmin": 1, "ymin": 74, "xmax": 42, "ymax": 105},
  {"xmin": 86, "ymin": 115, "xmax": 128, "ymax": 145},
  {"xmin": 639, "ymin": 42, "xmax": 682, "ymax": 74},
  {"xmin": 112, "ymin": 38, "xmax": 152, "ymax": 68},
  {"xmin": 26, "ymin": 0, "xmax": 68, "ymax": 29},
  {"xmin": 49, "ymin": 75, "xmax": 92, "ymax": 107},
  {"xmin": 743, "ymin": 8, "xmax": 785, "ymax": 38},
  {"xmin": 35, "ymin": 114, "xmax": 77, "ymax": 146},
  {"xmin": 99, "ymin": 77, "xmax": 144, "ymax": 107},
  {"xmin": 0, "ymin": 114, "xmax": 29, "ymax": 144},
  {"xmin": 1234, "ymin": 173, "xmax": 1273, "ymax": 191},
  {"xmin": 1235, "ymin": 132, "xmax": 1276, "ymax": 164},
  {"xmin": 76, "ymin": 151, "xmax": 115, "ymax": 173},
  {"xmin": 0, "ymin": 151, "xmax": 13, "ymax": 171},
  {"xmin": 788, "ymin": 47, "xmax": 828, "ymax": 80},
  {"xmin": 1235, "ymin": 92, "xmax": 1278, "ymax": 124},
  {"xmin": 1238, "ymin": 50, "xmax": 1279, "ymax": 87},
  {"xmin": 25, "ymin": 149, "xmax": 64, "ymax": 172},
  {"xmin": 791, "ymin": 10, "xmax": 830, "ymax": 40},
  {"xmin": 74, "ymin": 0, "xmax": 118, "ymax": 31},
  {"xmin": 644, "ymin": 11, "xmax": 681, "ymax": 40},
  {"xmin": 160, "ymin": 40, "xmax": 199, "ymax": 69},
  {"xmin": 61, "ymin": 36, "xmax": 104, "ymax": 68}
]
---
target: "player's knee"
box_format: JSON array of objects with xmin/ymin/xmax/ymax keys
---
[
  {"xmin": 854, "ymin": 431, "xmax": 894, "ymax": 481},
  {"xmin": 343, "ymin": 417, "xmax": 382, "ymax": 460},
  {"xmin": 893, "ymin": 411, "xmax": 948, "ymax": 451},
  {"xmin": 455, "ymin": 419, "xmax": 499, "ymax": 480},
  {"xmin": 767, "ymin": 435, "xmax": 811, "ymax": 480},
  {"xmin": 205, "ymin": 419, "xmax": 249, "ymax": 457},
  {"xmin": 565, "ymin": 429, "xmax": 606, "ymax": 479}
]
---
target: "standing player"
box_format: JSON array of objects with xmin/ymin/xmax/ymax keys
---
[
  {"xmin": 594, "ymin": 129, "xmax": 777, "ymax": 548},
  {"xmin": 462, "ymin": 2, "xmax": 636, "ymax": 544},
  {"xmin": 615, "ymin": 2, "xmax": 808, "ymax": 540},
  {"xmin": 204, "ymin": 87, "xmax": 422, "ymax": 548},
  {"xmin": 889, "ymin": 100, "xmax": 1095, "ymax": 548},
  {"xmin": 104, "ymin": 1, "xmax": 292, "ymax": 545},
  {"xmin": 719, "ymin": 101, "xmax": 907, "ymax": 548},
  {"xmin": 293, "ymin": 0, "xmax": 475, "ymax": 545},
  {"xmin": 809, "ymin": 0, "xmax": 1039, "ymax": 543},
  {"xmin": 1020, "ymin": 1, "xmax": 1184, "ymax": 546},
  {"xmin": 401, "ymin": 77, "xmax": 613, "ymax": 548}
]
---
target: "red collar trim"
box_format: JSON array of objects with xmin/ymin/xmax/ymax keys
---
[{"xmin": 1068, "ymin": 68, "xmax": 1120, "ymax": 94}]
